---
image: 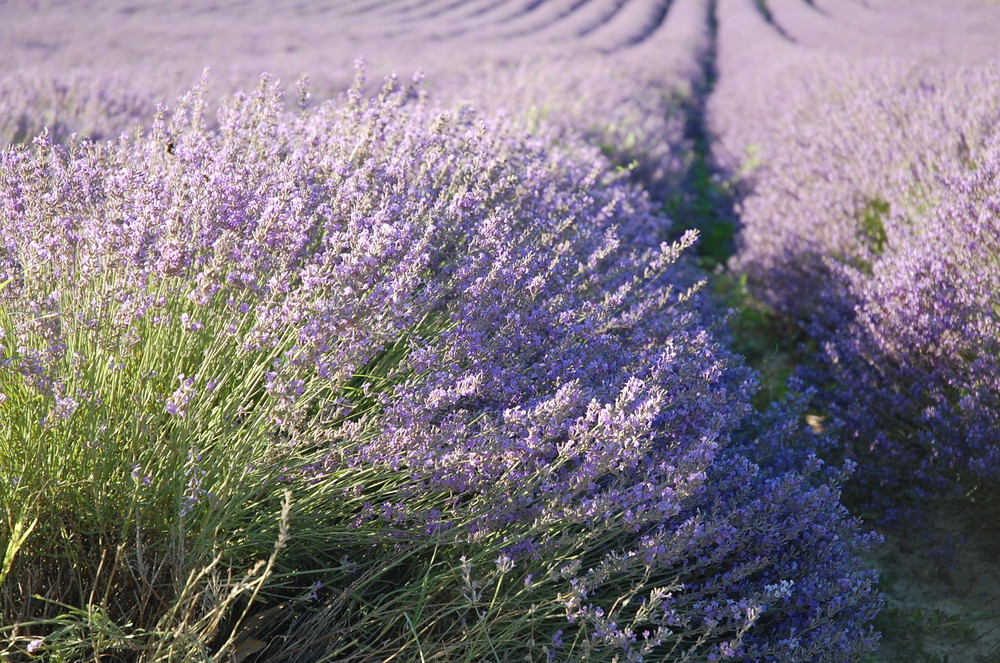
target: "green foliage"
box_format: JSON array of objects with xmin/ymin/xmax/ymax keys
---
[
  {"xmin": 0, "ymin": 268, "xmax": 425, "ymax": 658},
  {"xmin": 859, "ymin": 197, "xmax": 891, "ymax": 256},
  {"xmin": 712, "ymin": 272, "xmax": 811, "ymax": 411},
  {"xmin": 663, "ymin": 121, "xmax": 737, "ymax": 268}
]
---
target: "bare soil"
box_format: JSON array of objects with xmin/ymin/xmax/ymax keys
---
[{"xmin": 870, "ymin": 494, "xmax": 1000, "ymax": 663}]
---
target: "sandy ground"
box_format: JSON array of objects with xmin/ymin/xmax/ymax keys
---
[{"xmin": 871, "ymin": 494, "xmax": 1000, "ymax": 662}]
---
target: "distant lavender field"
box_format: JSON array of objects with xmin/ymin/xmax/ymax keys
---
[{"xmin": 1, "ymin": 1, "xmax": 998, "ymax": 661}]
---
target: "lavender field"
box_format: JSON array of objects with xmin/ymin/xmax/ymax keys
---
[{"xmin": 1, "ymin": 0, "xmax": 999, "ymax": 661}]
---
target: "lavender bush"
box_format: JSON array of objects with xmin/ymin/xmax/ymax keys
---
[{"xmin": 0, "ymin": 69, "xmax": 879, "ymax": 661}]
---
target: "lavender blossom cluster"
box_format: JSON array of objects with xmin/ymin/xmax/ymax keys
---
[{"xmin": 0, "ymin": 70, "xmax": 879, "ymax": 661}]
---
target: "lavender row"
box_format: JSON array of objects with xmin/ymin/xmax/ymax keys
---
[
  {"xmin": 0, "ymin": 0, "xmax": 704, "ymax": 151},
  {"xmin": 823, "ymin": 141, "xmax": 1000, "ymax": 504},
  {"xmin": 763, "ymin": 0, "xmax": 1000, "ymax": 65},
  {"xmin": 732, "ymin": 60, "xmax": 1000, "ymax": 318},
  {"xmin": 0, "ymin": 70, "xmax": 161, "ymax": 148},
  {"xmin": 1, "ymin": 0, "xmax": 713, "ymax": 233},
  {"xmin": 0, "ymin": 70, "xmax": 880, "ymax": 660},
  {"xmin": 712, "ymin": 2, "xmax": 1000, "ymax": 507}
]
